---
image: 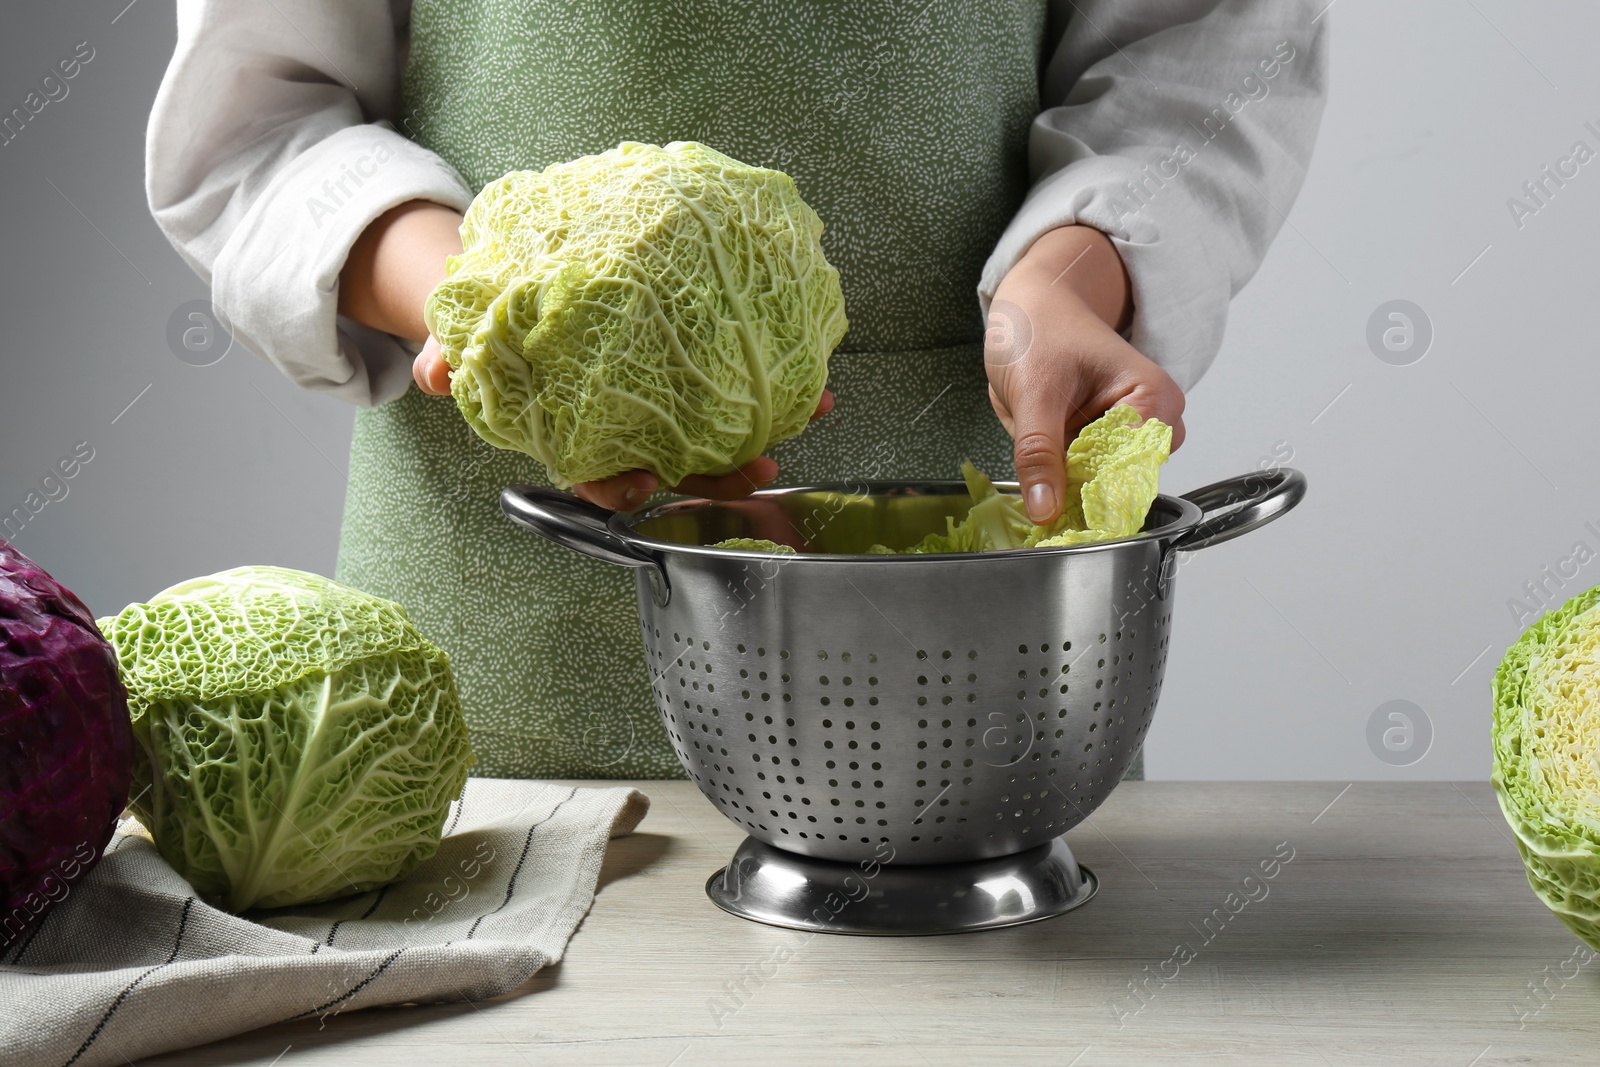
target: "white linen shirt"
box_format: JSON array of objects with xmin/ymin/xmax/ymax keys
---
[{"xmin": 146, "ymin": 0, "xmax": 1328, "ymax": 407}]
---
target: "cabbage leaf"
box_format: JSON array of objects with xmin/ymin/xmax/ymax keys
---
[
  {"xmin": 863, "ymin": 406, "xmax": 1171, "ymax": 555},
  {"xmin": 711, "ymin": 538, "xmax": 796, "ymax": 553}
]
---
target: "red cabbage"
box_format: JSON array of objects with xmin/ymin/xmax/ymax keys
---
[{"xmin": 1, "ymin": 539, "xmax": 133, "ymax": 949}]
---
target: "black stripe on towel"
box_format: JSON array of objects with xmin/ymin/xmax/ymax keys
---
[
  {"xmin": 466, "ymin": 787, "xmax": 577, "ymax": 940},
  {"xmin": 63, "ymin": 896, "xmax": 194, "ymax": 1066},
  {"xmin": 290, "ymin": 947, "xmax": 407, "ymax": 1021},
  {"xmin": 314, "ymin": 789, "xmax": 472, "ymax": 952},
  {"xmin": 9, "ymin": 834, "xmax": 143, "ymax": 964},
  {"xmin": 324, "ymin": 883, "xmax": 393, "ymax": 948},
  {"xmin": 6, "ymin": 906, "xmax": 52, "ymax": 966},
  {"xmin": 443, "ymin": 791, "xmax": 469, "ymax": 837}
]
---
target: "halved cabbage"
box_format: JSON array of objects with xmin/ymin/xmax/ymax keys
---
[{"xmin": 1493, "ymin": 585, "xmax": 1600, "ymax": 948}]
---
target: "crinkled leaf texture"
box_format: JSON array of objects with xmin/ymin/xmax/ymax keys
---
[
  {"xmin": 711, "ymin": 538, "xmax": 796, "ymax": 553},
  {"xmin": 428, "ymin": 141, "xmax": 848, "ymax": 488},
  {"xmin": 865, "ymin": 406, "xmax": 1172, "ymax": 555},
  {"xmin": 98, "ymin": 567, "xmax": 475, "ymax": 913},
  {"xmin": 1493, "ymin": 584, "xmax": 1600, "ymax": 949},
  {"xmin": 1064, "ymin": 405, "xmax": 1172, "ymax": 538}
]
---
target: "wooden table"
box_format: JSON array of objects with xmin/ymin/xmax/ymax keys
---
[{"xmin": 147, "ymin": 781, "xmax": 1598, "ymax": 1066}]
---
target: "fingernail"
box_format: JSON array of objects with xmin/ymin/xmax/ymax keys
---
[
  {"xmin": 623, "ymin": 487, "xmax": 644, "ymax": 508},
  {"xmin": 1026, "ymin": 482, "xmax": 1056, "ymax": 524}
]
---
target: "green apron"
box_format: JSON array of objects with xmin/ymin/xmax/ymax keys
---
[{"xmin": 337, "ymin": 0, "xmax": 1141, "ymax": 781}]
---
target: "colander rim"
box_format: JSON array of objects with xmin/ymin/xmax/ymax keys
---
[{"xmin": 611, "ymin": 479, "xmax": 1204, "ymax": 563}]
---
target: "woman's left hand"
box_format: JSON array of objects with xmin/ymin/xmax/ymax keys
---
[{"xmin": 985, "ymin": 225, "xmax": 1187, "ymax": 526}]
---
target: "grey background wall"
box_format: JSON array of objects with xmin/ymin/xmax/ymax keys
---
[{"xmin": 1, "ymin": 1, "xmax": 1592, "ymax": 781}]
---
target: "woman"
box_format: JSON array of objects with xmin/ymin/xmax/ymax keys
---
[{"xmin": 146, "ymin": 0, "xmax": 1326, "ymax": 779}]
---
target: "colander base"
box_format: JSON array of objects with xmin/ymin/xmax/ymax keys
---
[{"xmin": 705, "ymin": 835, "xmax": 1098, "ymax": 935}]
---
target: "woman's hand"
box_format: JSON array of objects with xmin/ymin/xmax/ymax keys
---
[
  {"xmin": 419, "ymin": 331, "xmax": 828, "ymax": 510},
  {"xmin": 571, "ymin": 390, "xmax": 835, "ymax": 511},
  {"xmin": 421, "ymin": 330, "xmax": 832, "ymax": 509},
  {"xmin": 986, "ymin": 224, "xmax": 1186, "ymax": 525},
  {"xmin": 340, "ymin": 200, "xmax": 465, "ymax": 348}
]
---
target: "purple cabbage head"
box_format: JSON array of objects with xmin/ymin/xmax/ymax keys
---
[{"xmin": 1, "ymin": 538, "xmax": 133, "ymax": 949}]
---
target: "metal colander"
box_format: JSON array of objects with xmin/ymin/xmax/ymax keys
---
[{"xmin": 502, "ymin": 468, "xmax": 1303, "ymax": 868}]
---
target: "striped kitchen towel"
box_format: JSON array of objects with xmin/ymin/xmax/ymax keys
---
[{"xmin": 0, "ymin": 779, "xmax": 649, "ymax": 1067}]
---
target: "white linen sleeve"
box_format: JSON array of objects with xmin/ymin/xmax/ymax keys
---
[
  {"xmin": 979, "ymin": 0, "xmax": 1329, "ymax": 391},
  {"xmin": 145, "ymin": 0, "xmax": 473, "ymax": 406}
]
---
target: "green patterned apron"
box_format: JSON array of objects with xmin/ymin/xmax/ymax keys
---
[{"xmin": 338, "ymin": 0, "xmax": 1143, "ymax": 781}]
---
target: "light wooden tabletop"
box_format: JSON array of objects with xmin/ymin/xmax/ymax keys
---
[{"xmin": 145, "ymin": 780, "xmax": 1596, "ymax": 1066}]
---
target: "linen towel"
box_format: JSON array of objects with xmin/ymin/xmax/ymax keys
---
[{"xmin": 0, "ymin": 779, "xmax": 649, "ymax": 1067}]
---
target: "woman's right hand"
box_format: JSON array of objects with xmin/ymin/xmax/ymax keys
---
[
  {"xmin": 571, "ymin": 391, "xmax": 835, "ymax": 510},
  {"xmin": 339, "ymin": 199, "xmax": 465, "ymax": 352},
  {"xmin": 413, "ymin": 334, "xmax": 453, "ymax": 395}
]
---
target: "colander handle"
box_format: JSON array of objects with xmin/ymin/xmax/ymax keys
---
[
  {"xmin": 500, "ymin": 485, "xmax": 670, "ymax": 601},
  {"xmin": 1171, "ymin": 467, "xmax": 1306, "ymax": 553}
]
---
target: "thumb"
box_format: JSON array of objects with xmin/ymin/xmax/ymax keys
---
[
  {"xmin": 1010, "ymin": 393, "xmax": 1070, "ymax": 525},
  {"xmin": 413, "ymin": 335, "xmax": 452, "ymax": 395}
]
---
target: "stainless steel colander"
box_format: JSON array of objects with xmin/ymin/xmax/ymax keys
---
[{"xmin": 502, "ymin": 468, "xmax": 1303, "ymax": 931}]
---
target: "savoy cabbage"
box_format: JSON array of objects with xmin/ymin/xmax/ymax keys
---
[
  {"xmin": 98, "ymin": 567, "xmax": 474, "ymax": 912},
  {"xmin": 1494, "ymin": 585, "xmax": 1600, "ymax": 949},
  {"xmin": 427, "ymin": 141, "xmax": 848, "ymax": 488}
]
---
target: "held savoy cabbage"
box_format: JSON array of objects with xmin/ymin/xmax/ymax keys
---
[
  {"xmin": 1493, "ymin": 584, "xmax": 1600, "ymax": 949},
  {"xmin": 98, "ymin": 567, "xmax": 474, "ymax": 912},
  {"xmin": 427, "ymin": 141, "xmax": 848, "ymax": 488}
]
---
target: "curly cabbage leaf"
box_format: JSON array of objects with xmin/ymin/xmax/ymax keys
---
[
  {"xmin": 428, "ymin": 141, "xmax": 848, "ymax": 488},
  {"xmin": 862, "ymin": 406, "xmax": 1171, "ymax": 555},
  {"xmin": 901, "ymin": 523, "xmax": 974, "ymax": 555},
  {"xmin": 1493, "ymin": 585, "xmax": 1600, "ymax": 949},
  {"xmin": 711, "ymin": 538, "xmax": 796, "ymax": 554},
  {"xmin": 1066, "ymin": 405, "xmax": 1172, "ymax": 536},
  {"xmin": 957, "ymin": 460, "xmax": 1036, "ymax": 552},
  {"xmin": 98, "ymin": 567, "xmax": 475, "ymax": 912}
]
